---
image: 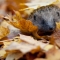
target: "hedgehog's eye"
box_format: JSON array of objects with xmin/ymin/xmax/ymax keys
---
[
  {"xmin": 41, "ymin": 19, "xmax": 45, "ymax": 24},
  {"xmin": 34, "ymin": 15, "xmax": 36, "ymax": 20},
  {"xmin": 56, "ymin": 12, "xmax": 60, "ymax": 16}
]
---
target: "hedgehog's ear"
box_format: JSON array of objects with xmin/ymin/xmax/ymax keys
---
[
  {"xmin": 55, "ymin": 11, "xmax": 60, "ymax": 22},
  {"xmin": 56, "ymin": 11, "xmax": 60, "ymax": 22},
  {"xmin": 56, "ymin": 12, "xmax": 60, "ymax": 16}
]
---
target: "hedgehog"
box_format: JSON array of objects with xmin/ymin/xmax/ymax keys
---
[{"xmin": 27, "ymin": 4, "xmax": 60, "ymax": 35}]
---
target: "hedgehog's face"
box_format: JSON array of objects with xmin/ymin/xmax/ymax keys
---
[
  {"xmin": 32, "ymin": 12, "xmax": 56, "ymax": 34},
  {"xmin": 28, "ymin": 5, "xmax": 60, "ymax": 35}
]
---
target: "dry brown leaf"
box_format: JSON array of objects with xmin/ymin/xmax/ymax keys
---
[
  {"xmin": 20, "ymin": 34, "xmax": 58, "ymax": 51},
  {"xmin": 44, "ymin": 44, "xmax": 58, "ymax": 51},
  {"xmin": 46, "ymin": 47, "xmax": 60, "ymax": 60},
  {"xmin": 0, "ymin": 36, "xmax": 22, "ymax": 48},
  {"xmin": 25, "ymin": 53, "xmax": 35, "ymax": 60},
  {"xmin": 0, "ymin": 49, "xmax": 6, "ymax": 58},
  {"xmin": 54, "ymin": 0, "xmax": 60, "ymax": 7},
  {"xmin": 0, "ymin": 40, "xmax": 12, "ymax": 58},
  {"xmin": 0, "ymin": 41, "xmax": 12, "ymax": 58},
  {"xmin": 0, "ymin": 41, "xmax": 4, "ymax": 47},
  {"xmin": 35, "ymin": 47, "xmax": 60, "ymax": 60},
  {"xmin": 3, "ymin": 41, "xmax": 12, "ymax": 48},
  {"xmin": 56, "ymin": 22, "xmax": 60, "ymax": 30},
  {"xmin": 1, "ymin": 20, "xmax": 20, "ymax": 39},
  {"xmin": 55, "ymin": 39, "xmax": 60, "ymax": 48},
  {"xmin": 5, "ymin": 42, "xmax": 40, "ymax": 54},
  {"xmin": 0, "ymin": 1, "xmax": 7, "ymax": 20},
  {"xmin": 10, "ymin": 19, "xmax": 38, "ymax": 34},
  {"xmin": 35, "ymin": 58, "xmax": 46, "ymax": 60},
  {"xmin": 6, "ymin": 51, "xmax": 23, "ymax": 60},
  {"xmin": 10, "ymin": 11, "xmax": 38, "ymax": 33},
  {"xmin": 25, "ymin": 52, "xmax": 45, "ymax": 60},
  {"xmin": 25, "ymin": 0, "xmax": 58, "ymax": 10},
  {"xmin": 20, "ymin": 34, "xmax": 47, "ymax": 49},
  {"xmin": 0, "ymin": 37, "xmax": 22, "ymax": 58},
  {"xmin": 0, "ymin": 26, "xmax": 9, "ymax": 39},
  {"xmin": 6, "ymin": 0, "xmax": 28, "ymax": 11},
  {"xmin": 51, "ymin": 30, "xmax": 60, "ymax": 48},
  {"xmin": 13, "ymin": 36, "xmax": 22, "ymax": 43}
]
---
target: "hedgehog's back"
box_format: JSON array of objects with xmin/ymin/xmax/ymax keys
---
[{"xmin": 28, "ymin": 4, "xmax": 60, "ymax": 21}]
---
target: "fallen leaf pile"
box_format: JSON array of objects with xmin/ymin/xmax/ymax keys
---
[{"xmin": 0, "ymin": 0, "xmax": 60, "ymax": 60}]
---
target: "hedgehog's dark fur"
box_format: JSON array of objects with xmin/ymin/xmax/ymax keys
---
[{"xmin": 28, "ymin": 4, "xmax": 60, "ymax": 35}]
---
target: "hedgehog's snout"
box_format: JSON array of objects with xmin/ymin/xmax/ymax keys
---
[
  {"xmin": 47, "ymin": 19, "xmax": 56, "ymax": 32},
  {"xmin": 48, "ymin": 25, "xmax": 56, "ymax": 32},
  {"xmin": 38, "ymin": 19, "xmax": 56, "ymax": 34},
  {"xmin": 35, "ymin": 17, "xmax": 56, "ymax": 35},
  {"xmin": 48, "ymin": 26, "xmax": 55, "ymax": 31}
]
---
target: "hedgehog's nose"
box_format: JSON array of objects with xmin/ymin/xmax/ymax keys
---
[{"xmin": 49, "ymin": 26, "xmax": 54, "ymax": 31}]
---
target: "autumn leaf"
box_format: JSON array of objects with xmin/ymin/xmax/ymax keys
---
[
  {"xmin": 0, "ymin": 26, "xmax": 9, "ymax": 39},
  {"xmin": 6, "ymin": 0, "xmax": 28, "ymax": 11},
  {"xmin": 1, "ymin": 20, "xmax": 20, "ymax": 39},
  {"xmin": 6, "ymin": 51, "xmax": 23, "ymax": 60},
  {"xmin": 56, "ymin": 22, "xmax": 60, "ymax": 30},
  {"xmin": 35, "ymin": 47, "xmax": 60, "ymax": 60},
  {"xmin": 51, "ymin": 30, "xmax": 60, "ymax": 48},
  {"xmin": 35, "ymin": 58, "xmax": 46, "ymax": 60},
  {"xmin": 46, "ymin": 47, "xmax": 60, "ymax": 60}
]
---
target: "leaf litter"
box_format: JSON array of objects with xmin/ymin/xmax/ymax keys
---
[{"xmin": 0, "ymin": 0, "xmax": 60, "ymax": 60}]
